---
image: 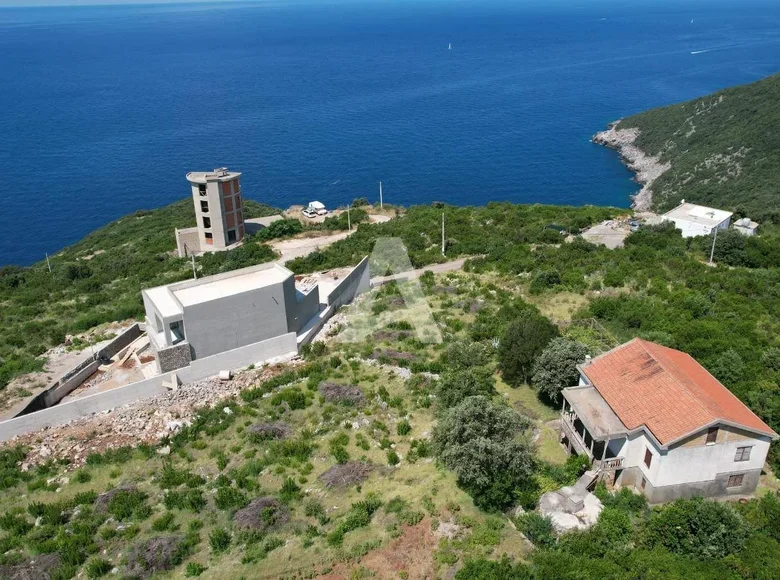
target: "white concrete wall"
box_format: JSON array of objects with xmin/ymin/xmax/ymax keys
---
[
  {"xmin": 667, "ymin": 217, "xmax": 730, "ymax": 238},
  {"xmin": 0, "ymin": 332, "xmax": 298, "ymax": 442},
  {"xmin": 654, "ymin": 435, "xmax": 771, "ymax": 487}
]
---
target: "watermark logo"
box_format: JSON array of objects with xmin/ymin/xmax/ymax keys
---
[{"xmin": 337, "ymin": 237, "xmax": 442, "ymax": 344}]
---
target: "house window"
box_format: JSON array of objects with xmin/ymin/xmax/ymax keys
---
[
  {"xmin": 200, "ymin": 200, "xmax": 209, "ymax": 213},
  {"xmin": 202, "ymin": 217, "xmax": 211, "ymax": 229},
  {"xmin": 735, "ymin": 446, "xmax": 752, "ymax": 462},
  {"xmin": 727, "ymin": 474, "xmax": 744, "ymax": 488},
  {"xmin": 227, "ymin": 229, "xmax": 237, "ymax": 243},
  {"xmin": 644, "ymin": 448, "xmax": 652, "ymax": 468},
  {"xmin": 198, "ymin": 184, "xmax": 206, "ymax": 196},
  {"xmin": 706, "ymin": 427, "xmax": 718, "ymax": 445},
  {"xmin": 204, "ymin": 232, "xmax": 213, "ymax": 245}
]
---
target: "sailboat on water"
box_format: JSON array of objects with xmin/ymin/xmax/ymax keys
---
[{"xmin": 448, "ymin": 42, "xmax": 452, "ymax": 50}]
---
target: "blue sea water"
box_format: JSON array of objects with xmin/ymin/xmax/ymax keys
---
[{"xmin": 1, "ymin": 0, "xmax": 780, "ymax": 266}]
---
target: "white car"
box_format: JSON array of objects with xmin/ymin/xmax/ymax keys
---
[{"xmin": 302, "ymin": 208, "xmax": 317, "ymax": 219}]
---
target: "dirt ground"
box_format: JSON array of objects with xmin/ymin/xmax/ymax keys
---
[
  {"xmin": 581, "ymin": 219, "xmax": 630, "ymax": 249},
  {"xmin": 317, "ymin": 519, "xmax": 438, "ymax": 580},
  {"xmin": 0, "ymin": 323, "xmax": 129, "ymax": 418}
]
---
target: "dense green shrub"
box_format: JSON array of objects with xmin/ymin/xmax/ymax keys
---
[{"xmin": 498, "ymin": 311, "xmax": 559, "ymax": 385}]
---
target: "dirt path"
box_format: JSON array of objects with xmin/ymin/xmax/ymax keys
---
[
  {"xmin": 371, "ymin": 257, "xmax": 472, "ymax": 286},
  {"xmin": 271, "ymin": 231, "xmax": 353, "ymax": 264}
]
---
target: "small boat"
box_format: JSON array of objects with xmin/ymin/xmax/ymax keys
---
[{"xmin": 448, "ymin": 43, "xmax": 452, "ymax": 50}]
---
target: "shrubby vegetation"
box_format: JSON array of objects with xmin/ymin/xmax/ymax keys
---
[
  {"xmin": 0, "ymin": 199, "xmax": 278, "ymax": 391},
  {"xmin": 617, "ymin": 72, "xmax": 780, "ymax": 221}
]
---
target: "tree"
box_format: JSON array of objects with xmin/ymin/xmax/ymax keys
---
[
  {"xmin": 498, "ymin": 311, "xmax": 559, "ymax": 385},
  {"xmin": 443, "ymin": 339, "xmax": 493, "ymax": 370},
  {"xmin": 531, "ymin": 338, "xmax": 590, "ymax": 402},
  {"xmin": 434, "ymin": 396, "xmax": 533, "ymax": 510},
  {"xmin": 707, "ymin": 349, "xmax": 746, "ymax": 386},
  {"xmin": 436, "ymin": 367, "xmax": 495, "ymax": 410}
]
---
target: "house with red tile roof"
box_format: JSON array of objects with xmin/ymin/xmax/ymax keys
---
[{"xmin": 559, "ymin": 338, "xmax": 778, "ymax": 503}]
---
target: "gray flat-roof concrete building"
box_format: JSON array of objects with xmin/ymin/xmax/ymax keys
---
[{"xmin": 143, "ymin": 262, "xmax": 320, "ymax": 373}]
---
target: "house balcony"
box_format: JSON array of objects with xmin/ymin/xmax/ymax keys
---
[{"xmin": 560, "ymin": 385, "xmax": 628, "ymax": 470}]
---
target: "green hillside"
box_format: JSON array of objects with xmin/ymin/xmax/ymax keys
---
[{"xmin": 616, "ymin": 73, "xmax": 780, "ymax": 220}]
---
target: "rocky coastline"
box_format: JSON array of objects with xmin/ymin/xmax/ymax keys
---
[{"xmin": 592, "ymin": 122, "xmax": 670, "ymax": 212}]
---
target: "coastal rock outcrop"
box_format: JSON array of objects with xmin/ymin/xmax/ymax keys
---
[{"xmin": 593, "ymin": 123, "xmax": 670, "ymax": 211}]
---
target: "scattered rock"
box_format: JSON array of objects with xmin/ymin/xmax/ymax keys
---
[{"xmin": 156, "ymin": 445, "xmax": 171, "ymax": 456}]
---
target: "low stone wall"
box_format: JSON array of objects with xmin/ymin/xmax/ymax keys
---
[{"xmin": 0, "ymin": 332, "xmax": 298, "ymax": 442}]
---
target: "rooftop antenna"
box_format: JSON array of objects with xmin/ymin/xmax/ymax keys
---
[{"xmin": 379, "ymin": 181, "xmax": 383, "ymax": 210}]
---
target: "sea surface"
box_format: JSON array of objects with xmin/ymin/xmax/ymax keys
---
[{"xmin": 2, "ymin": 0, "xmax": 780, "ymax": 266}]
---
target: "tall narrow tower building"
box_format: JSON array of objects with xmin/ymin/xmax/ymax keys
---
[{"xmin": 185, "ymin": 167, "xmax": 245, "ymax": 250}]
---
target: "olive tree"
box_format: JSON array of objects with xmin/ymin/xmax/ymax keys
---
[
  {"xmin": 531, "ymin": 338, "xmax": 590, "ymax": 403},
  {"xmin": 434, "ymin": 396, "xmax": 533, "ymax": 510}
]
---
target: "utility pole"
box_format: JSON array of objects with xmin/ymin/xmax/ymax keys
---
[
  {"xmin": 379, "ymin": 181, "xmax": 383, "ymax": 210},
  {"xmin": 708, "ymin": 225, "xmax": 719, "ymax": 265},
  {"xmin": 191, "ymin": 254, "xmax": 197, "ymax": 279},
  {"xmin": 347, "ymin": 205, "xmax": 352, "ymax": 232},
  {"xmin": 441, "ymin": 212, "xmax": 446, "ymax": 256},
  {"xmin": 45, "ymin": 253, "xmax": 52, "ymax": 273}
]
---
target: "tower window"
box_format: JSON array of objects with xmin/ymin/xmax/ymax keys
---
[
  {"xmin": 227, "ymin": 229, "xmax": 237, "ymax": 243},
  {"xmin": 204, "ymin": 232, "xmax": 213, "ymax": 245},
  {"xmin": 198, "ymin": 184, "xmax": 207, "ymax": 196},
  {"xmin": 200, "ymin": 200, "xmax": 209, "ymax": 213},
  {"xmin": 202, "ymin": 217, "xmax": 211, "ymax": 229}
]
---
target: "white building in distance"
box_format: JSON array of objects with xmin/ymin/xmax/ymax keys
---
[{"xmin": 661, "ymin": 202, "xmax": 733, "ymax": 238}]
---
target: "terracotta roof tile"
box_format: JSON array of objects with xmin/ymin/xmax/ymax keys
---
[{"xmin": 582, "ymin": 338, "xmax": 776, "ymax": 444}]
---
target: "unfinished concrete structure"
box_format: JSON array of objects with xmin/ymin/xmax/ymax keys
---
[
  {"xmin": 143, "ymin": 262, "xmax": 320, "ymax": 373},
  {"xmin": 174, "ymin": 168, "xmax": 285, "ymax": 258}
]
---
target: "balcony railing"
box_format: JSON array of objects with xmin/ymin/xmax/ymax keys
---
[
  {"xmin": 560, "ymin": 412, "xmax": 593, "ymax": 459},
  {"xmin": 595, "ymin": 456, "xmax": 625, "ymax": 471}
]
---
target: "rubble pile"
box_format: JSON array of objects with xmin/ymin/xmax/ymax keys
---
[{"xmin": 9, "ymin": 363, "xmax": 301, "ymax": 469}]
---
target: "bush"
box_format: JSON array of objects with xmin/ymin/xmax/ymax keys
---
[
  {"xmin": 185, "ymin": 562, "xmax": 207, "ymax": 577},
  {"xmin": 517, "ymin": 513, "xmax": 556, "ymax": 548},
  {"xmin": 209, "ymin": 528, "xmax": 231, "ymax": 554},
  {"xmin": 215, "ymin": 487, "xmax": 248, "ymax": 511},
  {"xmin": 641, "ymin": 497, "xmax": 749, "ymax": 559},
  {"xmin": 85, "ymin": 557, "xmax": 113, "ymax": 578},
  {"xmin": 455, "ymin": 556, "xmax": 531, "ymax": 579},
  {"xmin": 270, "ymin": 387, "xmax": 309, "ymax": 410},
  {"xmin": 436, "ymin": 367, "xmax": 496, "ymax": 409},
  {"xmin": 108, "ymin": 489, "xmax": 150, "ymax": 521},
  {"xmin": 396, "ymin": 420, "xmax": 412, "ymax": 436},
  {"xmin": 387, "ymin": 450, "xmax": 400, "ymax": 465},
  {"xmin": 164, "ymin": 490, "xmax": 206, "ymax": 513}
]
